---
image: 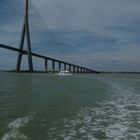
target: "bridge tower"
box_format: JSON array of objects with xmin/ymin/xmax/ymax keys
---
[{"xmin": 16, "ymin": 0, "xmax": 33, "ymax": 72}]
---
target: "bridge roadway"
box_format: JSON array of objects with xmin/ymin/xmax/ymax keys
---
[{"xmin": 0, "ymin": 44, "xmax": 99, "ymax": 73}]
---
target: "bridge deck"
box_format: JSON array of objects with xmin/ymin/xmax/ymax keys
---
[{"xmin": 0, "ymin": 44, "xmax": 99, "ymax": 73}]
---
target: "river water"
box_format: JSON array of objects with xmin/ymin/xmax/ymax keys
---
[{"xmin": 0, "ymin": 72, "xmax": 140, "ymax": 140}]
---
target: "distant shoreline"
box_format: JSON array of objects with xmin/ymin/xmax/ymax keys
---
[
  {"xmin": 0, "ymin": 70, "xmax": 140, "ymax": 74},
  {"xmin": 99, "ymin": 71, "xmax": 140, "ymax": 74}
]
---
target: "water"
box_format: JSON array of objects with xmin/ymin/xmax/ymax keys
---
[{"xmin": 0, "ymin": 72, "xmax": 140, "ymax": 140}]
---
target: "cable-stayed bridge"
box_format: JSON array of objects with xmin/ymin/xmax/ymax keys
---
[{"xmin": 0, "ymin": 0, "xmax": 99, "ymax": 74}]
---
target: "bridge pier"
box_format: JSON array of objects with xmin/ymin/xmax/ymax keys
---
[
  {"xmin": 69, "ymin": 64, "xmax": 72, "ymax": 72},
  {"xmin": 58, "ymin": 62, "xmax": 61, "ymax": 71},
  {"xmin": 52, "ymin": 60, "xmax": 55, "ymax": 72},
  {"xmin": 83, "ymin": 68, "xmax": 85, "ymax": 73},
  {"xmin": 77, "ymin": 67, "xmax": 80, "ymax": 73},
  {"xmin": 45, "ymin": 59, "xmax": 48, "ymax": 72},
  {"xmin": 79, "ymin": 68, "xmax": 81, "ymax": 73},
  {"xmin": 80, "ymin": 68, "xmax": 83, "ymax": 73},
  {"xmin": 73, "ymin": 66, "xmax": 76, "ymax": 73},
  {"xmin": 75, "ymin": 67, "xmax": 77, "ymax": 73},
  {"xmin": 84, "ymin": 69, "xmax": 86, "ymax": 73},
  {"xmin": 88, "ymin": 70, "xmax": 91, "ymax": 73},
  {"xmin": 16, "ymin": 0, "xmax": 33, "ymax": 72},
  {"xmin": 89, "ymin": 69, "xmax": 91, "ymax": 73},
  {"xmin": 64, "ymin": 63, "xmax": 67, "ymax": 70}
]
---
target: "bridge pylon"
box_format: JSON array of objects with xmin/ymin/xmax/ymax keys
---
[{"xmin": 16, "ymin": 0, "xmax": 33, "ymax": 72}]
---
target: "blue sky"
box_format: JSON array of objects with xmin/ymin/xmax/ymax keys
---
[{"xmin": 0, "ymin": 0, "xmax": 140, "ymax": 71}]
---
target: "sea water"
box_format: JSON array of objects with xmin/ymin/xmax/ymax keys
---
[{"xmin": 0, "ymin": 72, "xmax": 140, "ymax": 140}]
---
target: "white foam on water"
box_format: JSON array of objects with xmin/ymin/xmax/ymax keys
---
[
  {"xmin": 1, "ymin": 113, "xmax": 34, "ymax": 140},
  {"xmin": 1, "ymin": 131, "xmax": 28, "ymax": 140},
  {"xmin": 102, "ymin": 80, "xmax": 140, "ymax": 139},
  {"xmin": 8, "ymin": 116, "xmax": 29, "ymax": 130},
  {"xmin": 48, "ymin": 80, "xmax": 140, "ymax": 140}
]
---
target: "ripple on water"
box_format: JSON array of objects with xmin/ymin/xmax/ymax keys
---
[
  {"xmin": 48, "ymin": 81, "xmax": 140, "ymax": 140},
  {"xmin": 1, "ymin": 113, "xmax": 35, "ymax": 140}
]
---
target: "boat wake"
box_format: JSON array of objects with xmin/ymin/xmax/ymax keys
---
[
  {"xmin": 1, "ymin": 113, "xmax": 35, "ymax": 140},
  {"xmin": 48, "ymin": 80, "xmax": 140, "ymax": 140}
]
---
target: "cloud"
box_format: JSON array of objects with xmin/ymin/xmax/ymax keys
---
[
  {"xmin": 0, "ymin": 0, "xmax": 140, "ymax": 71},
  {"xmin": 31, "ymin": 0, "xmax": 140, "ymax": 31}
]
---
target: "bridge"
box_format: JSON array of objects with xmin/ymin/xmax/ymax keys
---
[{"xmin": 0, "ymin": 0, "xmax": 99, "ymax": 74}]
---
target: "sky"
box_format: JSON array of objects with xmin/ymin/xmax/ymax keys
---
[{"xmin": 0, "ymin": 0, "xmax": 140, "ymax": 71}]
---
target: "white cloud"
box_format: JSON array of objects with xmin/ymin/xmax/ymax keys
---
[
  {"xmin": 0, "ymin": 0, "xmax": 140, "ymax": 71},
  {"xmin": 31, "ymin": 0, "xmax": 140, "ymax": 31}
]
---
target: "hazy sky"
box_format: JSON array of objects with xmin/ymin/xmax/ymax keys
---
[{"xmin": 0, "ymin": 0, "xmax": 140, "ymax": 71}]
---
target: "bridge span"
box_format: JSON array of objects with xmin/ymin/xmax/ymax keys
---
[
  {"xmin": 0, "ymin": 44, "xmax": 99, "ymax": 73},
  {"xmin": 0, "ymin": 0, "xmax": 99, "ymax": 73}
]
